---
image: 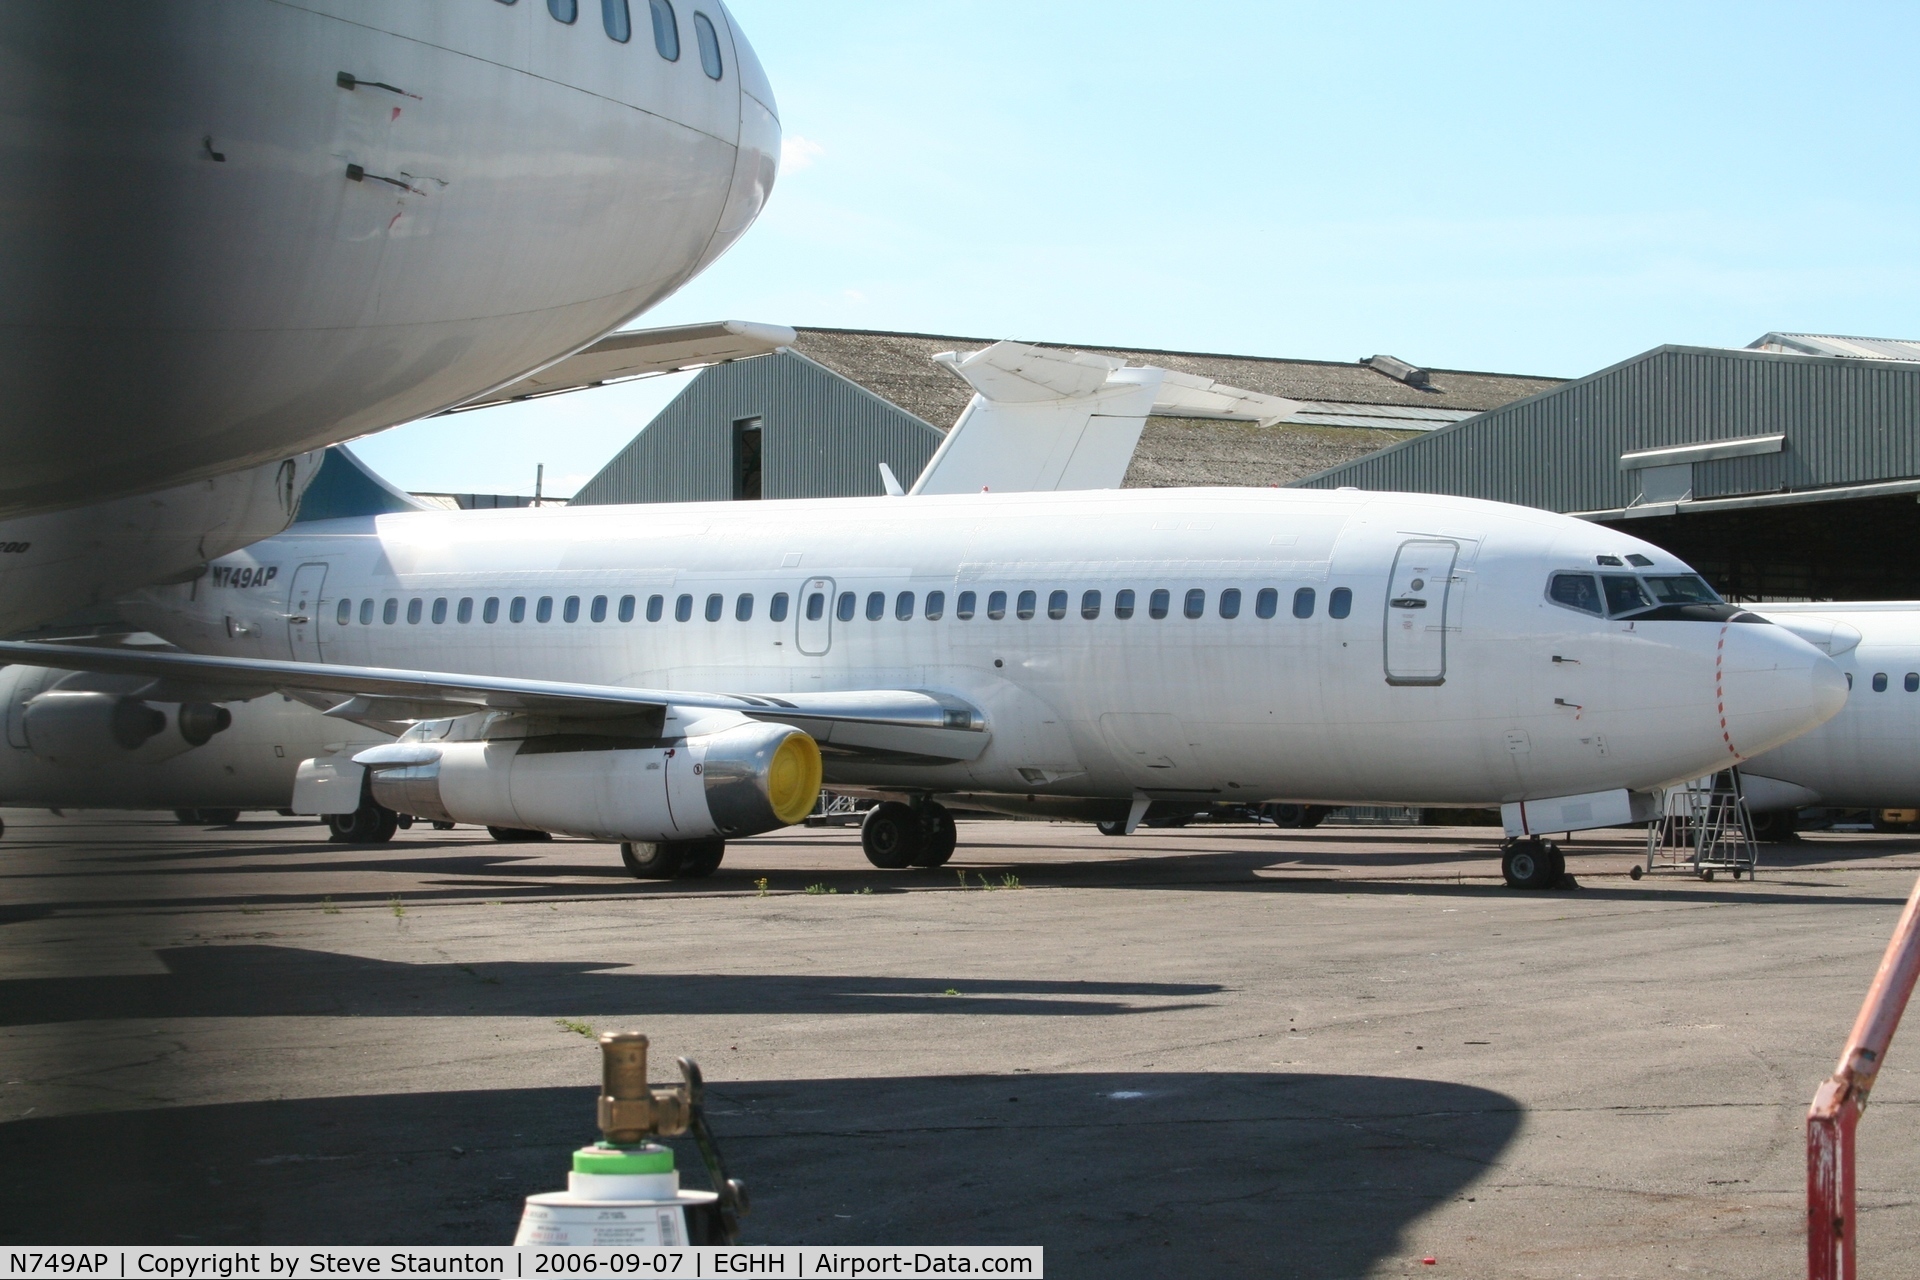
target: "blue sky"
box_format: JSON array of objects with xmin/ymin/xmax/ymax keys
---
[{"xmin": 355, "ymin": 1, "xmax": 1920, "ymax": 496}]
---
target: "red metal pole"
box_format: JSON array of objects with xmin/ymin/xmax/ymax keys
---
[{"xmin": 1808, "ymin": 873, "xmax": 1920, "ymax": 1280}]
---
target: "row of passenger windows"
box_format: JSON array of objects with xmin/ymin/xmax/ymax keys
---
[
  {"xmin": 1867, "ymin": 672, "xmax": 1920, "ymax": 693},
  {"xmin": 333, "ymin": 586, "xmax": 1356, "ymax": 627},
  {"xmin": 497, "ymin": 0, "xmax": 725, "ymax": 78}
]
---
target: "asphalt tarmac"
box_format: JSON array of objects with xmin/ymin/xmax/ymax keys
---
[{"xmin": 4, "ymin": 809, "xmax": 1920, "ymax": 1278}]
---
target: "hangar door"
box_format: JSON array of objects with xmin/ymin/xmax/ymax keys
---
[{"xmin": 1384, "ymin": 539, "xmax": 1458, "ymax": 686}]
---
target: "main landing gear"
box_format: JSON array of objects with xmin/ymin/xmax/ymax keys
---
[
  {"xmin": 1500, "ymin": 836, "xmax": 1567, "ymax": 891},
  {"xmin": 328, "ymin": 800, "xmax": 399, "ymax": 844},
  {"xmin": 621, "ymin": 838, "xmax": 727, "ymax": 880},
  {"xmin": 860, "ymin": 800, "xmax": 957, "ymax": 869}
]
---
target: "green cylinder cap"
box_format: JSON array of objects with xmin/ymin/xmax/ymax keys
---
[{"xmin": 573, "ymin": 1141, "xmax": 675, "ymax": 1175}]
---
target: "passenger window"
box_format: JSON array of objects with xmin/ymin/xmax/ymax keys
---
[
  {"xmin": 336, "ymin": 599, "xmax": 351, "ymax": 626},
  {"xmin": 548, "ymin": 0, "xmax": 577, "ymax": 22},
  {"xmin": 925, "ymin": 591, "xmax": 945, "ymax": 620},
  {"xmin": 1082, "ymin": 590, "xmax": 1101, "ymax": 620},
  {"xmin": 1047, "ymin": 589, "xmax": 1067, "ymax": 620},
  {"xmin": 1329, "ymin": 587, "xmax": 1352, "ymax": 619},
  {"xmin": 805, "ymin": 592, "xmax": 824, "ymax": 622},
  {"xmin": 1601, "ymin": 574, "xmax": 1654, "ymax": 616},
  {"xmin": 957, "ymin": 590, "xmax": 976, "ymax": 620},
  {"xmin": 384, "ymin": 598, "xmax": 400, "ymax": 624},
  {"xmin": 602, "ymin": 0, "xmax": 631, "ymax": 42},
  {"xmin": 1115, "ymin": 589, "xmax": 1135, "ymax": 620},
  {"xmin": 483, "ymin": 597, "xmax": 500, "ymax": 624},
  {"xmin": 866, "ymin": 591, "xmax": 885, "ymax": 621},
  {"xmin": 536, "ymin": 596, "xmax": 554, "ymax": 623},
  {"xmin": 646, "ymin": 594, "xmax": 664, "ymax": 622},
  {"xmin": 1017, "ymin": 590, "xmax": 1037, "ymax": 620},
  {"xmin": 361, "ymin": 599, "xmax": 375, "ymax": 625},
  {"xmin": 770, "ymin": 593, "xmax": 789, "ymax": 622},
  {"xmin": 836, "ymin": 592, "xmax": 856, "ymax": 622},
  {"xmin": 1219, "ymin": 588, "xmax": 1241, "ymax": 620},
  {"xmin": 563, "ymin": 596, "xmax": 580, "ymax": 623},
  {"xmin": 705, "ymin": 593, "xmax": 723, "ymax": 622},
  {"xmin": 896, "ymin": 591, "xmax": 915, "ymax": 621},
  {"xmin": 675, "ymin": 594, "xmax": 693, "ymax": 622},
  {"xmin": 407, "ymin": 598, "xmax": 424, "ymax": 624},
  {"xmin": 1149, "ymin": 589, "xmax": 1170, "ymax": 619},
  {"xmin": 1547, "ymin": 572, "xmax": 1603, "ymax": 616},
  {"xmin": 648, "ymin": 0, "xmax": 679, "ymax": 59},
  {"xmin": 1908, "ymin": 673, "xmax": 1919, "ymax": 693},
  {"xmin": 1293, "ymin": 587, "xmax": 1315, "ymax": 619},
  {"xmin": 1183, "ymin": 588, "xmax": 1205, "ymax": 619},
  {"xmin": 431, "ymin": 598, "xmax": 448, "ymax": 624},
  {"xmin": 1873, "ymin": 672, "xmax": 1889, "ymax": 692},
  {"xmin": 1255, "ymin": 588, "xmax": 1277, "ymax": 619},
  {"xmin": 988, "ymin": 590, "xmax": 1007, "ymax": 620},
  {"xmin": 736, "ymin": 593, "xmax": 754, "ymax": 621},
  {"xmin": 693, "ymin": 10, "xmax": 722, "ymax": 78},
  {"xmin": 457, "ymin": 597, "xmax": 474, "ymax": 624},
  {"xmin": 618, "ymin": 595, "xmax": 636, "ymax": 622},
  {"xmin": 510, "ymin": 596, "xmax": 527, "ymax": 623},
  {"xmin": 591, "ymin": 595, "xmax": 608, "ymax": 623}
]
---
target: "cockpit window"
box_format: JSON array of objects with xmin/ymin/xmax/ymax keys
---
[
  {"xmin": 1601, "ymin": 574, "xmax": 1654, "ymax": 616},
  {"xmin": 1626, "ymin": 553, "xmax": 1654, "ymax": 567},
  {"xmin": 649, "ymin": 0, "xmax": 679, "ymax": 59},
  {"xmin": 693, "ymin": 11, "xmax": 723, "ymax": 79},
  {"xmin": 1548, "ymin": 572, "xmax": 1603, "ymax": 616},
  {"xmin": 1643, "ymin": 575, "xmax": 1720, "ymax": 606}
]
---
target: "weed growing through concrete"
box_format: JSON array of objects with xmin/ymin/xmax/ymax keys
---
[
  {"xmin": 556, "ymin": 1018, "xmax": 595, "ymax": 1038},
  {"xmin": 754, "ymin": 877, "xmax": 770, "ymax": 897},
  {"xmin": 321, "ymin": 896, "xmax": 340, "ymax": 915},
  {"xmin": 955, "ymin": 868, "xmax": 970, "ymax": 889},
  {"xmin": 859, "ymin": 887, "xmax": 873, "ymax": 894},
  {"xmin": 389, "ymin": 896, "xmax": 406, "ymax": 919},
  {"xmin": 1000, "ymin": 873, "xmax": 1024, "ymax": 890},
  {"xmin": 804, "ymin": 883, "xmax": 836, "ymax": 895},
  {"xmin": 944, "ymin": 988, "xmax": 960, "ymax": 996}
]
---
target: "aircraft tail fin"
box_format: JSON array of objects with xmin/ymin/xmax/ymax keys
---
[{"xmin": 291, "ymin": 446, "xmax": 431, "ymax": 523}]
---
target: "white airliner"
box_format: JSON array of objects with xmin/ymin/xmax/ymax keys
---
[
  {"xmin": 0, "ymin": 1, "xmax": 780, "ymax": 631},
  {"xmin": 0, "ymin": 479, "xmax": 1847, "ymax": 889}
]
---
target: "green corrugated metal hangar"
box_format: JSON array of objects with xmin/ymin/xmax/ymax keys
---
[{"xmin": 1297, "ymin": 333, "xmax": 1920, "ymax": 600}]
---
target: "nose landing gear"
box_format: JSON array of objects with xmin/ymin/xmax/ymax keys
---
[
  {"xmin": 1501, "ymin": 836, "xmax": 1566, "ymax": 890},
  {"xmin": 861, "ymin": 800, "xmax": 957, "ymax": 869}
]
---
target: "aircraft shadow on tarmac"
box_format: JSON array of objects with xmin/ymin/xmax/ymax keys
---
[
  {"xmin": 0, "ymin": 1071, "xmax": 1521, "ymax": 1277},
  {"xmin": 0, "ymin": 944, "xmax": 1224, "ymax": 1024}
]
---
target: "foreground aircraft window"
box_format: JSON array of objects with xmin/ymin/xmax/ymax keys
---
[
  {"xmin": 1293, "ymin": 587, "xmax": 1315, "ymax": 619},
  {"xmin": 1601, "ymin": 574, "xmax": 1653, "ymax": 616},
  {"xmin": 705, "ymin": 593, "xmax": 723, "ymax": 622},
  {"xmin": 1547, "ymin": 572, "xmax": 1603, "ymax": 616},
  {"xmin": 618, "ymin": 595, "xmax": 636, "ymax": 622},
  {"xmin": 1329, "ymin": 587, "xmax": 1353, "ymax": 619},
  {"xmin": 431, "ymin": 598, "xmax": 448, "ymax": 624},
  {"xmin": 1254, "ymin": 588, "xmax": 1277, "ymax": 619},
  {"xmin": 510, "ymin": 596, "xmax": 527, "ymax": 623},
  {"xmin": 407, "ymin": 598, "xmax": 424, "ymax": 624},
  {"xmin": 866, "ymin": 591, "xmax": 885, "ymax": 621},
  {"xmin": 548, "ymin": 0, "xmax": 577, "ymax": 23},
  {"xmin": 693, "ymin": 11, "xmax": 723, "ymax": 78},
  {"xmin": 1908, "ymin": 673, "xmax": 1919, "ymax": 693},
  {"xmin": 1219, "ymin": 588, "xmax": 1241, "ymax": 620},
  {"xmin": 1642, "ymin": 575, "xmax": 1720, "ymax": 606},
  {"xmin": 1149, "ymin": 589, "xmax": 1170, "ymax": 620},
  {"xmin": 770, "ymin": 592, "xmax": 789, "ymax": 622},
  {"xmin": 336, "ymin": 599, "xmax": 351, "ymax": 626},
  {"xmin": 675, "ymin": 594, "xmax": 693, "ymax": 622},
  {"xmin": 1047, "ymin": 590, "xmax": 1067, "ymax": 620},
  {"xmin": 384, "ymin": 598, "xmax": 399, "ymax": 624},
  {"xmin": 925, "ymin": 591, "xmax": 945, "ymax": 620},
  {"xmin": 591, "ymin": 595, "xmax": 608, "ymax": 623},
  {"xmin": 837, "ymin": 592, "xmax": 856, "ymax": 622},
  {"xmin": 987, "ymin": 590, "xmax": 1007, "ymax": 620},
  {"xmin": 483, "ymin": 597, "xmax": 500, "ymax": 624},
  {"xmin": 956, "ymin": 590, "xmax": 976, "ymax": 620},
  {"xmin": 804, "ymin": 592, "xmax": 824, "ymax": 622},
  {"xmin": 649, "ymin": 0, "xmax": 679, "ymax": 59},
  {"xmin": 536, "ymin": 596, "xmax": 554, "ymax": 623},
  {"xmin": 1082, "ymin": 590, "xmax": 1101, "ymax": 620},
  {"xmin": 457, "ymin": 598, "xmax": 474, "ymax": 624},
  {"xmin": 1626, "ymin": 553, "xmax": 1654, "ymax": 567},
  {"xmin": 736, "ymin": 593, "xmax": 754, "ymax": 621},
  {"xmin": 563, "ymin": 596, "xmax": 580, "ymax": 623},
  {"xmin": 1114, "ymin": 589, "xmax": 1135, "ymax": 620},
  {"xmin": 360, "ymin": 599, "xmax": 374, "ymax": 625},
  {"xmin": 602, "ymin": 0, "xmax": 631, "ymax": 42},
  {"xmin": 1017, "ymin": 590, "xmax": 1037, "ymax": 620},
  {"xmin": 896, "ymin": 591, "xmax": 914, "ymax": 621},
  {"xmin": 1873, "ymin": 672, "xmax": 1889, "ymax": 692},
  {"xmin": 647, "ymin": 594, "xmax": 664, "ymax": 622},
  {"xmin": 1184, "ymin": 588, "xmax": 1205, "ymax": 619}
]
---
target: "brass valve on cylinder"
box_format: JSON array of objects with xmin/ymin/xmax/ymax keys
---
[{"xmin": 597, "ymin": 1032, "xmax": 693, "ymax": 1142}]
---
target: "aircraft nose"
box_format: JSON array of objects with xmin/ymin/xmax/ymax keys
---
[
  {"xmin": 1717, "ymin": 622, "xmax": 1849, "ymax": 759},
  {"xmin": 692, "ymin": 6, "xmax": 780, "ymax": 275}
]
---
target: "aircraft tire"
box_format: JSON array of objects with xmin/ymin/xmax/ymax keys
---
[
  {"xmin": 1749, "ymin": 809, "xmax": 1799, "ymax": 842},
  {"xmin": 200, "ymin": 809, "xmax": 240, "ymax": 826},
  {"xmin": 329, "ymin": 802, "xmax": 399, "ymax": 844},
  {"xmin": 1264, "ymin": 804, "xmax": 1307, "ymax": 828},
  {"xmin": 622, "ymin": 840, "xmax": 685, "ymax": 879},
  {"xmin": 671, "ymin": 839, "xmax": 727, "ymax": 879},
  {"xmin": 1299, "ymin": 806, "xmax": 1332, "ymax": 829},
  {"xmin": 1501, "ymin": 838, "xmax": 1555, "ymax": 890},
  {"xmin": 861, "ymin": 801, "xmax": 921, "ymax": 869},
  {"xmin": 174, "ymin": 809, "xmax": 200, "ymax": 825},
  {"xmin": 1096, "ymin": 819, "xmax": 1129, "ymax": 836},
  {"xmin": 912, "ymin": 806, "xmax": 957, "ymax": 868},
  {"xmin": 1548, "ymin": 846, "xmax": 1567, "ymax": 884}
]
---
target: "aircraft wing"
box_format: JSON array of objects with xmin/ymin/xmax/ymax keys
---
[
  {"xmin": 447, "ymin": 320, "xmax": 796, "ymax": 413},
  {"xmin": 0, "ymin": 641, "xmax": 989, "ymax": 762}
]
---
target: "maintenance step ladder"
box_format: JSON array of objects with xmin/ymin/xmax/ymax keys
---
[{"xmin": 1635, "ymin": 768, "xmax": 1759, "ymax": 882}]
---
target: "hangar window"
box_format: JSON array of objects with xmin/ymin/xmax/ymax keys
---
[
  {"xmin": 1082, "ymin": 590, "xmax": 1101, "ymax": 620},
  {"xmin": 407, "ymin": 598, "xmax": 424, "ymax": 624},
  {"xmin": 1908, "ymin": 672, "xmax": 1919, "ymax": 693},
  {"xmin": 337, "ymin": 598, "xmax": 351, "ymax": 626},
  {"xmin": 675, "ymin": 593, "xmax": 693, "ymax": 622},
  {"xmin": 431, "ymin": 598, "xmax": 448, "ymax": 624},
  {"xmin": 1183, "ymin": 589, "xmax": 1205, "ymax": 619},
  {"xmin": 483, "ymin": 597, "xmax": 500, "ymax": 624},
  {"xmin": 536, "ymin": 596, "xmax": 554, "ymax": 623},
  {"xmin": 457, "ymin": 598, "xmax": 474, "ymax": 624},
  {"xmin": 1873, "ymin": 672, "xmax": 1889, "ymax": 692},
  {"xmin": 649, "ymin": 0, "xmax": 679, "ymax": 59},
  {"xmin": 548, "ymin": 0, "xmax": 577, "ymax": 23},
  {"xmin": 1329, "ymin": 587, "xmax": 1353, "ymax": 619},
  {"xmin": 617, "ymin": 595, "xmax": 635, "ymax": 622},
  {"xmin": 1548, "ymin": 573, "xmax": 1603, "ymax": 616},
  {"xmin": 646, "ymin": 594, "xmax": 664, "ymax": 622},
  {"xmin": 563, "ymin": 596, "xmax": 580, "ymax": 623},
  {"xmin": 1255, "ymin": 588, "xmax": 1277, "ymax": 619},
  {"xmin": 602, "ymin": 0, "xmax": 631, "ymax": 42},
  {"xmin": 1017, "ymin": 590, "xmax": 1037, "ymax": 620},
  {"xmin": 925, "ymin": 591, "xmax": 945, "ymax": 620},
  {"xmin": 956, "ymin": 591, "xmax": 976, "ymax": 620},
  {"xmin": 705, "ymin": 593, "xmax": 723, "ymax": 622},
  {"xmin": 1219, "ymin": 588, "xmax": 1241, "ymax": 619},
  {"xmin": 693, "ymin": 11, "xmax": 723, "ymax": 78},
  {"xmin": 1643, "ymin": 575, "xmax": 1720, "ymax": 606},
  {"xmin": 987, "ymin": 590, "xmax": 1007, "ymax": 620},
  {"xmin": 769, "ymin": 592, "xmax": 789, "ymax": 622},
  {"xmin": 1293, "ymin": 588, "xmax": 1315, "ymax": 619},
  {"xmin": 510, "ymin": 596, "xmax": 527, "ymax": 623},
  {"xmin": 1149, "ymin": 589, "xmax": 1170, "ymax": 619},
  {"xmin": 836, "ymin": 591, "xmax": 856, "ymax": 622},
  {"xmin": 866, "ymin": 591, "xmax": 885, "ymax": 621},
  {"xmin": 1047, "ymin": 590, "xmax": 1067, "ymax": 620},
  {"xmin": 896, "ymin": 591, "xmax": 914, "ymax": 621},
  {"xmin": 384, "ymin": 598, "xmax": 400, "ymax": 624},
  {"xmin": 1626, "ymin": 553, "xmax": 1654, "ymax": 567},
  {"xmin": 591, "ymin": 595, "xmax": 608, "ymax": 623},
  {"xmin": 1601, "ymin": 574, "xmax": 1653, "ymax": 616},
  {"xmin": 361, "ymin": 599, "xmax": 374, "ymax": 625},
  {"xmin": 736, "ymin": 593, "xmax": 753, "ymax": 621},
  {"xmin": 1114, "ymin": 589, "xmax": 1135, "ymax": 619}
]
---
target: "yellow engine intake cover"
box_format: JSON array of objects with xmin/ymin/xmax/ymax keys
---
[{"xmin": 767, "ymin": 731, "xmax": 823, "ymax": 825}]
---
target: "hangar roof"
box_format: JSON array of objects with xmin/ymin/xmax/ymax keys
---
[{"xmin": 1747, "ymin": 332, "xmax": 1920, "ymax": 362}]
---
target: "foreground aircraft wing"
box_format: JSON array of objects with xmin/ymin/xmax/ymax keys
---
[
  {"xmin": 448, "ymin": 320, "xmax": 797, "ymax": 413},
  {"xmin": 0, "ymin": 641, "xmax": 988, "ymax": 763}
]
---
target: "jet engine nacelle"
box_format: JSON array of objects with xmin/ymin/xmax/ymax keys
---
[
  {"xmin": 20, "ymin": 690, "xmax": 233, "ymax": 769},
  {"xmin": 359, "ymin": 720, "xmax": 822, "ymax": 843}
]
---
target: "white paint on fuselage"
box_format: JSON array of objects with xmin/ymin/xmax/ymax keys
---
[{"xmin": 125, "ymin": 488, "xmax": 1844, "ymax": 808}]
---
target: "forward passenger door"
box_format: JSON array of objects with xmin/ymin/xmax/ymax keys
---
[{"xmin": 1384, "ymin": 540, "xmax": 1458, "ymax": 685}]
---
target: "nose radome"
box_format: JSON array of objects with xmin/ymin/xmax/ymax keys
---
[{"xmin": 1718, "ymin": 623, "xmax": 1849, "ymax": 759}]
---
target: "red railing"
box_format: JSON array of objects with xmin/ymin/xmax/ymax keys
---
[{"xmin": 1808, "ymin": 873, "xmax": 1920, "ymax": 1280}]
